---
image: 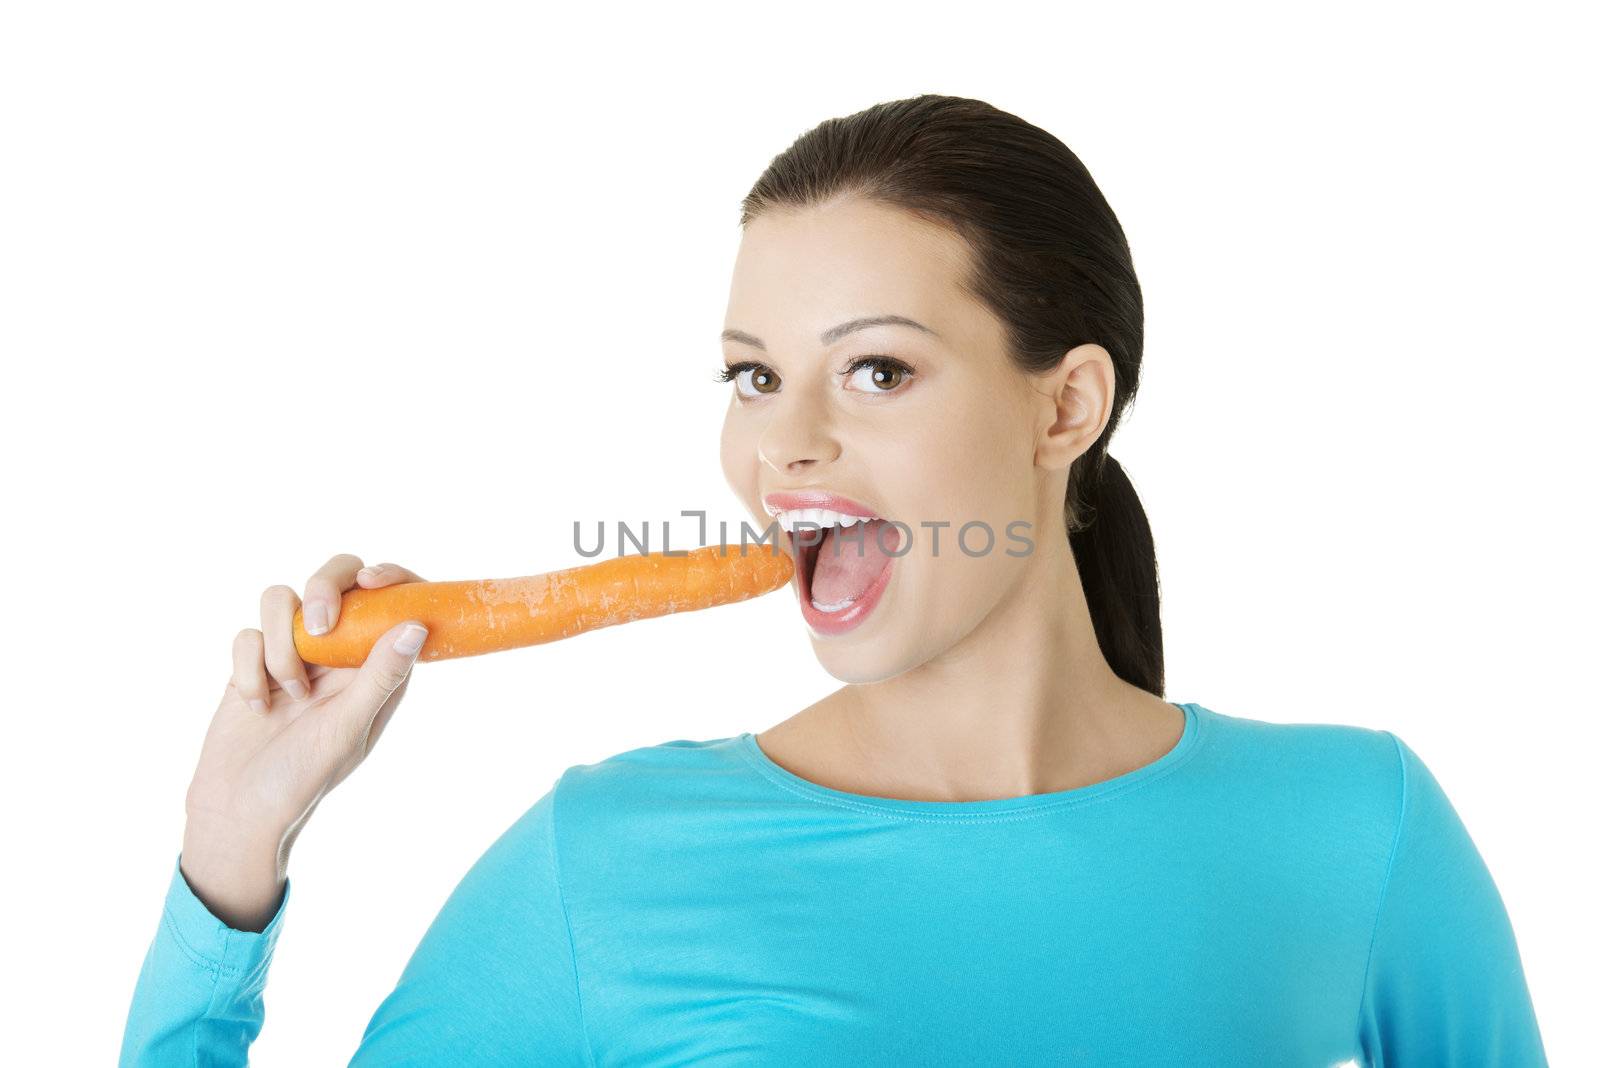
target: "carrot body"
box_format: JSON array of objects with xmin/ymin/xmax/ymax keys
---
[{"xmin": 291, "ymin": 542, "xmax": 794, "ymax": 668}]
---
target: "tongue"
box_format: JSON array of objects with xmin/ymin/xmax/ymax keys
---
[{"xmin": 811, "ymin": 520, "xmax": 899, "ymax": 607}]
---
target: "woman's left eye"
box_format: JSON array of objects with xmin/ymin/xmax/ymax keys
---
[{"xmin": 843, "ymin": 356, "xmax": 914, "ymax": 394}]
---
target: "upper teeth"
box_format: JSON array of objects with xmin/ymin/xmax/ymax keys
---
[{"xmin": 774, "ymin": 508, "xmax": 875, "ymax": 532}]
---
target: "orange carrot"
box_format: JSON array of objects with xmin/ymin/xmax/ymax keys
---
[{"xmin": 292, "ymin": 542, "xmax": 794, "ymax": 668}]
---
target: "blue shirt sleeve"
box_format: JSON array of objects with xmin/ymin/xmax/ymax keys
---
[
  {"xmin": 1356, "ymin": 733, "xmax": 1548, "ymax": 1066},
  {"xmin": 119, "ymin": 856, "xmax": 290, "ymax": 1067}
]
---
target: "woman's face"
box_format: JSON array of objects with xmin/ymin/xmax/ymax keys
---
[{"xmin": 720, "ymin": 195, "xmax": 1082, "ymax": 683}]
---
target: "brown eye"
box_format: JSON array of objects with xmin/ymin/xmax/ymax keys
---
[
  {"xmin": 869, "ymin": 365, "xmax": 903, "ymax": 389},
  {"xmin": 734, "ymin": 365, "xmax": 780, "ymax": 397},
  {"xmin": 754, "ymin": 368, "xmax": 780, "ymax": 393},
  {"xmin": 844, "ymin": 357, "xmax": 913, "ymax": 393}
]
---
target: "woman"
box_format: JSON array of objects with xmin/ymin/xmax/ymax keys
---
[{"xmin": 121, "ymin": 94, "xmax": 1547, "ymax": 1065}]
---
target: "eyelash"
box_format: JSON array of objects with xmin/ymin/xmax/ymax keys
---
[
  {"xmin": 713, "ymin": 360, "xmax": 762, "ymax": 384},
  {"xmin": 714, "ymin": 356, "xmax": 915, "ymax": 393}
]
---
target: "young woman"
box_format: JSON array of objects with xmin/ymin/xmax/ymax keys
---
[{"xmin": 121, "ymin": 94, "xmax": 1548, "ymax": 1066}]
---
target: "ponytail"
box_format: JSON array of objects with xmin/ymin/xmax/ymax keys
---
[{"xmin": 1067, "ymin": 453, "xmax": 1164, "ymax": 696}]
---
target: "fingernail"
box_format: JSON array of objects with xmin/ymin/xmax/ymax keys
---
[
  {"xmin": 357, "ymin": 566, "xmax": 378, "ymax": 581},
  {"xmin": 305, "ymin": 601, "xmax": 329, "ymax": 636},
  {"xmin": 394, "ymin": 623, "xmax": 427, "ymax": 656},
  {"xmin": 249, "ymin": 697, "xmax": 269, "ymax": 715},
  {"xmin": 283, "ymin": 679, "xmax": 308, "ymax": 701}
]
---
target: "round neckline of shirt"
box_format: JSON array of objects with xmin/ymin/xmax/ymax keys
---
[{"xmin": 734, "ymin": 701, "xmax": 1207, "ymax": 822}]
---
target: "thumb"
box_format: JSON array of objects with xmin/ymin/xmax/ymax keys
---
[{"xmin": 343, "ymin": 620, "xmax": 428, "ymax": 735}]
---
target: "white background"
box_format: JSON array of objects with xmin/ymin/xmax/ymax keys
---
[{"xmin": 2, "ymin": 2, "xmax": 1593, "ymax": 1063}]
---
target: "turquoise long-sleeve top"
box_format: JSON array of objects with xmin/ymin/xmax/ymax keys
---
[{"xmin": 121, "ymin": 701, "xmax": 1548, "ymax": 1066}]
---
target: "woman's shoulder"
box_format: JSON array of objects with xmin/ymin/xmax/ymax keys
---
[
  {"xmin": 557, "ymin": 732, "xmax": 752, "ymax": 789},
  {"xmin": 475, "ymin": 734, "xmax": 762, "ymax": 886},
  {"xmin": 1194, "ymin": 700, "xmax": 1404, "ymax": 770},
  {"xmin": 1186, "ymin": 701, "xmax": 1412, "ymax": 826},
  {"xmin": 544, "ymin": 731, "xmax": 763, "ymax": 826}
]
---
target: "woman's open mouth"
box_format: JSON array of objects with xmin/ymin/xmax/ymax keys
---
[{"xmin": 768, "ymin": 502, "xmax": 900, "ymax": 637}]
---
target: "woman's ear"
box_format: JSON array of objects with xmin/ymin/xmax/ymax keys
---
[{"xmin": 1034, "ymin": 342, "xmax": 1115, "ymax": 470}]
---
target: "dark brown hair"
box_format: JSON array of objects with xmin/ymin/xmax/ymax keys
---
[{"xmin": 739, "ymin": 94, "xmax": 1162, "ymax": 696}]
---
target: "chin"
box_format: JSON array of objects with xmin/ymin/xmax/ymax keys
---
[
  {"xmin": 809, "ymin": 637, "xmax": 920, "ymax": 685},
  {"xmin": 803, "ymin": 588, "xmax": 933, "ymax": 685}
]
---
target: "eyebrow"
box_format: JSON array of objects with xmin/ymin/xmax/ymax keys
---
[{"xmin": 721, "ymin": 314, "xmax": 940, "ymax": 351}]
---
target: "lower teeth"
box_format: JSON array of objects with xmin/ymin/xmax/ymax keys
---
[{"xmin": 810, "ymin": 593, "xmax": 856, "ymax": 613}]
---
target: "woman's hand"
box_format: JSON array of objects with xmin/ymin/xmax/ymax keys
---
[{"xmin": 179, "ymin": 554, "xmax": 429, "ymax": 931}]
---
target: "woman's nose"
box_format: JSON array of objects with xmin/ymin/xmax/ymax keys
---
[{"xmin": 757, "ymin": 396, "xmax": 842, "ymax": 474}]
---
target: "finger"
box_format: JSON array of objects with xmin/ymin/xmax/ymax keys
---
[
  {"xmin": 260, "ymin": 584, "xmax": 312, "ymax": 702},
  {"xmin": 364, "ymin": 670, "xmax": 412, "ymax": 757},
  {"xmin": 354, "ymin": 561, "xmax": 428, "ymax": 587},
  {"xmin": 302, "ymin": 553, "xmax": 366, "ymax": 638},
  {"xmin": 335, "ymin": 620, "xmax": 428, "ymax": 752},
  {"xmin": 231, "ymin": 628, "xmax": 271, "ymax": 715}
]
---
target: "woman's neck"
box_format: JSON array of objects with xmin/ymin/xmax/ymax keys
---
[{"xmin": 760, "ymin": 527, "xmax": 1182, "ymax": 803}]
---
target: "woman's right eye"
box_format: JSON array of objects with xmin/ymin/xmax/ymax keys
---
[{"xmin": 718, "ymin": 361, "xmax": 781, "ymax": 398}]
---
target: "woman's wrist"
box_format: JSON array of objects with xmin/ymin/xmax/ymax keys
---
[{"xmin": 180, "ymin": 818, "xmax": 288, "ymax": 932}]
